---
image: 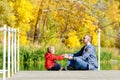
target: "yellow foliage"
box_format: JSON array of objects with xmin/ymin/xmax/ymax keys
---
[
  {"xmin": 91, "ymin": 32, "xmax": 98, "ymax": 46},
  {"xmin": 68, "ymin": 31, "xmax": 76, "ymax": 36},
  {"xmin": 17, "ymin": 0, "xmax": 33, "ymax": 23},
  {"xmin": 10, "ymin": 15, "xmax": 16, "ymax": 21},
  {"xmin": 83, "ymin": 0, "xmax": 97, "ymax": 4},
  {"xmin": 81, "ymin": 14, "xmax": 98, "ymax": 46},
  {"xmin": 49, "ymin": 38, "xmax": 60, "ymax": 46},
  {"xmin": 64, "ymin": 31, "xmax": 80, "ymax": 48},
  {"xmin": 65, "ymin": 36, "xmax": 80, "ymax": 48},
  {"xmin": 10, "ymin": 0, "xmax": 35, "ymax": 45},
  {"xmin": 106, "ymin": 1, "xmax": 120, "ymax": 22},
  {"xmin": 20, "ymin": 36, "xmax": 29, "ymax": 46},
  {"xmin": 7, "ymin": 0, "xmax": 119, "ymax": 48}
]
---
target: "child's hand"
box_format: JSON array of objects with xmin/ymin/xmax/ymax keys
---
[
  {"xmin": 62, "ymin": 54, "xmax": 69, "ymax": 58},
  {"xmin": 63, "ymin": 54, "xmax": 74, "ymax": 60}
]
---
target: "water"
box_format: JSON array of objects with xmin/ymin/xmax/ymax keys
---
[{"xmin": 20, "ymin": 62, "xmax": 120, "ymax": 70}]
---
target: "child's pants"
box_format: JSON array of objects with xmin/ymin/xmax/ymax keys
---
[{"xmin": 48, "ymin": 62, "xmax": 61, "ymax": 71}]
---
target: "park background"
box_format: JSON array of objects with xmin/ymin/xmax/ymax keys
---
[{"xmin": 0, "ymin": 0, "xmax": 120, "ymax": 70}]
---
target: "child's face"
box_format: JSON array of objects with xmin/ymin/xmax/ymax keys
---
[{"xmin": 49, "ymin": 47, "xmax": 55, "ymax": 53}]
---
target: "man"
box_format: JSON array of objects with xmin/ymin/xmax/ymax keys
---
[{"xmin": 66, "ymin": 35, "xmax": 98, "ymax": 70}]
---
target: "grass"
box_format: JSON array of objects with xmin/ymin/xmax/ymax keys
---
[
  {"xmin": 100, "ymin": 48, "xmax": 112, "ymax": 61},
  {"xmin": 0, "ymin": 44, "xmax": 120, "ymax": 70},
  {"xmin": 19, "ymin": 44, "xmax": 79, "ymax": 70}
]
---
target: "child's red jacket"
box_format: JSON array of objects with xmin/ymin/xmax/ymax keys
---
[{"xmin": 45, "ymin": 52, "xmax": 64, "ymax": 69}]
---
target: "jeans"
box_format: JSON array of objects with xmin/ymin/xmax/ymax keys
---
[{"xmin": 67, "ymin": 57, "xmax": 88, "ymax": 70}]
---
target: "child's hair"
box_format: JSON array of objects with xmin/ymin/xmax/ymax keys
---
[{"xmin": 47, "ymin": 46, "xmax": 54, "ymax": 53}]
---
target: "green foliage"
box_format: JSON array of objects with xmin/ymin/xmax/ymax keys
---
[
  {"xmin": 19, "ymin": 44, "xmax": 80, "ymax": 70},
  {"xmin": 0, "ymin": 45, "xmax": 120, "ymax": 70},
  {"xmin": 20, "ymin": 46, "xmax": 46, "ymax": 63},
  {"xmin": 101, "ymin": 62, "xmax": 112, "ymax": 70},
  {"xmin": 101, "ymin": 27, "xmax": 116, "ymax": 47},
  {"xmin": 100, "ymin": 48, "xmax": 112, "ymax": 61}
]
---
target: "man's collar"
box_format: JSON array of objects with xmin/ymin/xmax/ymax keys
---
[{"xmin": 86, "ymin": 42, "xmax": 90, "ymax": 45}]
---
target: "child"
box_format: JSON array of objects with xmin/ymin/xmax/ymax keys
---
[{"xmin": 45, "ymin": 46, "xmax": 66, "ymax": 71}]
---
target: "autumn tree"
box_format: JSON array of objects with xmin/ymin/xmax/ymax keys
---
[
  {"xmin": 0, "ymin": 0, "xmax": 15, "ymax": 27},
  {"xmin": 9, "ymin": 0, "xmax": 34, "ymax": 45},
  {"xmin": 2, "ymin": 0, "xmax": 118, "ymax": 49}
]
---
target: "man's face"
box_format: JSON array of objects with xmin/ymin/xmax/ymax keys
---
[{"xmin": 83, "ymin": 36, "xmax": 89, "ymax": 44}]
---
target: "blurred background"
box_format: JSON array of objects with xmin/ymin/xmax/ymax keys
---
[{"xmin": 0, "ymin": 0, "xmax": 120, "ymax": 70}]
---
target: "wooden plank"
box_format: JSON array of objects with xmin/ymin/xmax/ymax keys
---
[{"xmin": 0, "ymin": 71, "xmax": 120, "ymax": 80}]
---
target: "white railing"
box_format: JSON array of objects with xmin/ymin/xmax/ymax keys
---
[
  {"xmin": 0, "ymin": 25, "xmax": 20, "ymax": 80},
  {"xmin": 98, "ymin": 28, "xmax": 101, "ymax": 71}
]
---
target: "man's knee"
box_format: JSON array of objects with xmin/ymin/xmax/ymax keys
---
[
  {"xmin": 74, "ymin": 57, "xmax": 83, "ymax": 63},
  {"xmin": 74, "ymin": 57, "xmax": 88, "ymax": 70}
]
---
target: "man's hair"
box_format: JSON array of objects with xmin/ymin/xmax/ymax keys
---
[{"xmin": 85, "ymin": 34, "xmax": 92, "ymax": 42}]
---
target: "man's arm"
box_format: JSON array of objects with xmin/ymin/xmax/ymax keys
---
[
  {"xmin": 74, "ymin": 46, "xmax": 93, "ymax": 60},
  {"xmin": 73, "ymin": 46, "xmax": 85, "ymax": 57}
]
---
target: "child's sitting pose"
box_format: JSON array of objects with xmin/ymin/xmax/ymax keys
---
[{"xmin": 45, "ymin": 46, "xmax": 66, "ymax": 71}]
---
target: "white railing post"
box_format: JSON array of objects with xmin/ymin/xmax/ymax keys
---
[
  {"xmin": 17, "ymin": 28, "xmax": 20, "ymax": 72},
  {"xmin": 0, "ymin": 25, "xmax": 20, "ymax": 80},
  {"xmin": 11, "ymin": 28, "xmax": 14, "ymax": 76},
  {"xmin": 98, "ymin": 28, "xmax": 101, "ymax": 71},
  {"xmin": 14, "ymin": 29, "xmax": 17, "ymax": 73},
  {"xmin": 8, "ymin": 27, "xmax": 11, "ymax": 78},
  {"xmin": 0, "ymin": 25, "xmax": 20, "ymax": 79},
  {"xmin": 3, "ymin": 25, "xmax": 7, "ymax": 80}
]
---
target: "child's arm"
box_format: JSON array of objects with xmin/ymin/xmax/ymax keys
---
[{"xmin": 50, "ymin": 54, "xmax": 64, "ymax": 60}]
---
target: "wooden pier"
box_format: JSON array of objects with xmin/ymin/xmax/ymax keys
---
[{"xmin": 0, "ymin": 70, "xmax": 119, "ymax": 80}]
